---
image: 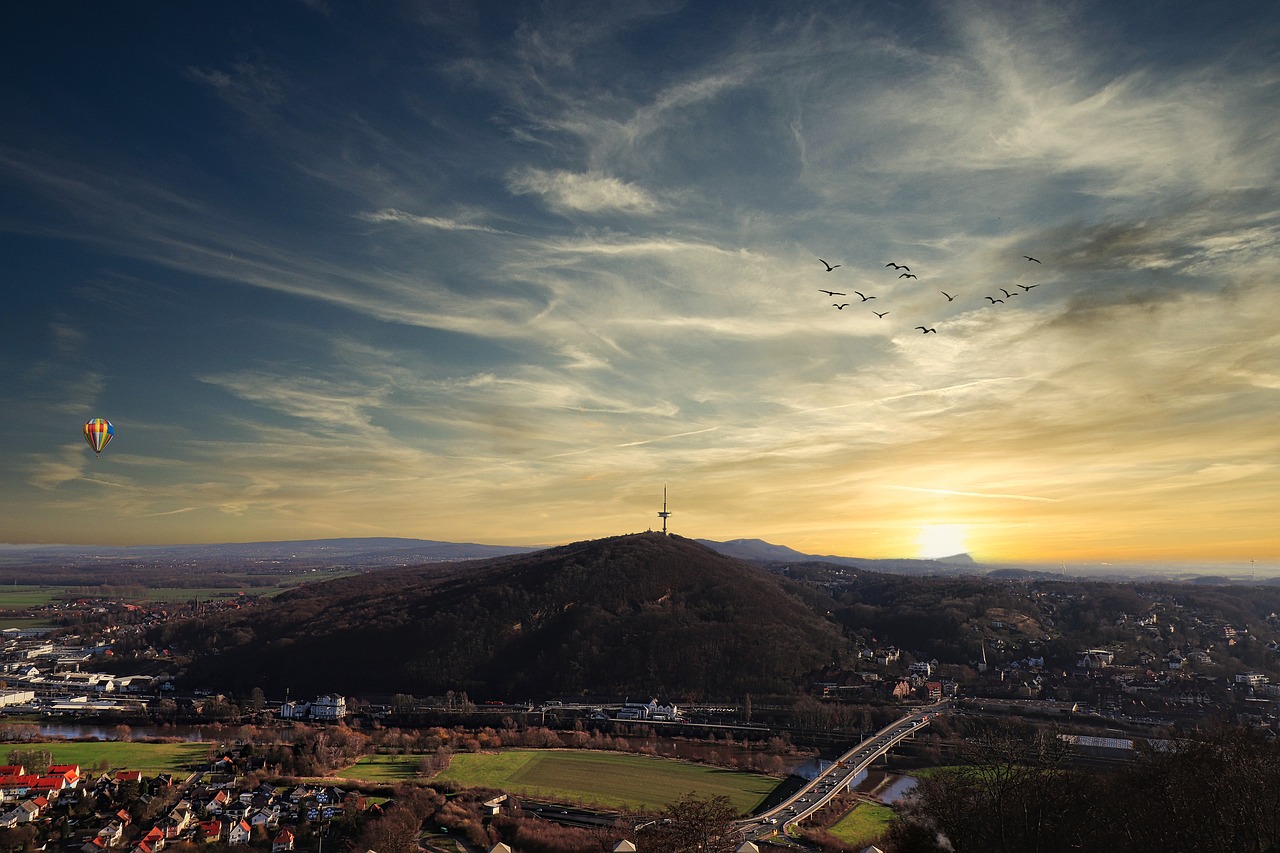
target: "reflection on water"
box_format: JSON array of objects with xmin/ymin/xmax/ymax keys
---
[
  {"xmin": 875, "ymin": 775, "xmax": 918, "ymax": 803},
  {"xmin": 34, "ymin": 723, "xmax": 217, "ymax": 742}
]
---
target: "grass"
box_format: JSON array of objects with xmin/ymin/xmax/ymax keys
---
[
  {"xmin": 0, "ymin": 617, "xmax": 53, "ymax": 631},
  {"xmin": 827, "ymin": 802, "xmax": 895, "ymax": 847},
  {"xmin": 2, "ymin": 741, "xmax": 212, "ymax": 774},
  {"xmin": 0, "ymin": 587, "xmax": 67, "ymax": 609},
  {"xmin": 341, "ymin": 753, "xmax": 423, "ymax": 783},
  {"xmin": 350, "ymin": 749, "xmax": 779, "ymax": 813}
]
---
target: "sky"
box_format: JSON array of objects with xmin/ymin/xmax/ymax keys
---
[{"xmin": 2, "ymin": 1, "xmax": 1278, "ymax": 567}]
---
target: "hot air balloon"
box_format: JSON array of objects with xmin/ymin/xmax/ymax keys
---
[{"xmin": 83, "ymin": 418, "xmax": 114, "ymax": 457}]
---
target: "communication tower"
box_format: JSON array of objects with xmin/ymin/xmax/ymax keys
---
[{"xmin": 657, "ymin": 483, "xmax": 671, "ymax": 535}]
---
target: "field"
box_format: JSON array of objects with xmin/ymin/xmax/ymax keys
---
[
  {"xmin": 0, "ymin": 617, "xmax": 53, "ymax": 631},
  {"xmin": 0, "ymin": 586, "xmax": 66, "ymax": 609},
  {"xmin": 348, "ymin": 750, "xmax": 779, "ymax": 813},
  {"xmin": 827, "ymin": 801, "xmax": 895, "ymax": 847},
  {"xmin": 1, "ymin": 741, "xmax": 211, "ymax": 774},
  {"xmin": 340, "ymin": 753, "xmax": 423, "ymax": 783}
]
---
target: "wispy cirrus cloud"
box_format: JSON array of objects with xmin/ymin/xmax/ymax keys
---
[{"xmin": 356, "ymin": 208, "xmax": 513, "ymax": 234}]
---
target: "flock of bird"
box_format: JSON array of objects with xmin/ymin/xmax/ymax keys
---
[{"xmin": 814, "ymin": 255, "xmax": 1045, "ymax": 334}]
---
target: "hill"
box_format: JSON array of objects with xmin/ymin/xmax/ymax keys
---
[{"xmin": 163, "ymin": 533, "xmax": 850, "ymax": 701}]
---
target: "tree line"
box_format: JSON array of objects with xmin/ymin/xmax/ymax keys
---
[{"xmin": 884, "ymin": 721, "xmax": 1280, "ymax": 852}]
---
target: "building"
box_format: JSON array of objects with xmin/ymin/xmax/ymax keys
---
[{"xmin": 278, "ymin": 695, "xmax": 346, "ymax": 721}]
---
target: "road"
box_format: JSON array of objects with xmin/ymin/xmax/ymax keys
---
[{"xmin": 737, "ymin": 701, "xmax": 949, "ymax": 841}]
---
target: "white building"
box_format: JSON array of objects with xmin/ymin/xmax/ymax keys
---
[{"xmin": 279, "ymin": 694, "xmax": 347, "ymax": 721}]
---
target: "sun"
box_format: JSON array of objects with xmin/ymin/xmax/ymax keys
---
[{"xmin": 916, "ymin": 524, "xmax": 969, "ymax": 559}]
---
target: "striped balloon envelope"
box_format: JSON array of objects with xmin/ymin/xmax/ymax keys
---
[{"xmin": 83, "ymin": 418, "xmax": 114, "ymax": 456}]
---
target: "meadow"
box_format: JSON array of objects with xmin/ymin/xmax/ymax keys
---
[
  {"xmin": 344, "ymin": 750, "xmax": 779, "ymax": 813},
  {"xmin": 0, "ymin": 586, "xmax": 65, "ymax": 609},
  {"xmin": 3, "ymin": 740, "xmax": 211, "ymax": 775},
  {"xmin": 826, "ymin": 801, "xmax": 894, "ymax": 847}
]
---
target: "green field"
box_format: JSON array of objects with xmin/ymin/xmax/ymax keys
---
[
  {"xmin": 341, "ymin": 753, "xmax": 423, "ymax": 783},
  {"xmin": 0, "ymin": 587, "xmax": 66, "ymax": 609},
  {"xmin": 0, "ymin": 617, "xmax": 53, "ymax": 631},
  {"xmin": 1, "ymin": 741, "xmax": 211, "ymax": 775},
  {"xmin": 352, "ymin": 750, "xmax": 779, "ymax": 813},
  {"xmin": 828, "ymin": 801, "xmax": 895, "ymax": 847}
]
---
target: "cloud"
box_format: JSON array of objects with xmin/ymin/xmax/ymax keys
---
[
  {"xmin": 507, "ymin": 168, "xmax": 661, "ymax": 214},
  {"xmin": 26, "ymin": 447, "xmax": 89, "ymax": 491},
  {"xmin": 356, "ymin": 208, "xmax": 511, "ymax": 234}
]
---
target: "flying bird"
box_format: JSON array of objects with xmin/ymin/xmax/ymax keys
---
[
  {"xmin": 854, "ymin": 291, "xmax": 876, "ymax": 301},
  {"xmin": 832, "ymin": 303, "xmax": 850, "ymax": 309},
  {"xmin": 941, "ymin": 291, "xmax": 956, "ymax": 301},
  {"xmin": 985, "ymin": 296, "xmax": 1004, "ymax": 304},
  {"xmin": 819, "ymin": 259, "xmax": 841, "ymax": 271},
  {"xmin": 1018, "ymin": 283, "xmax": 1039, "ymax": 291},
  {"xmin": 885, "ymin": 263, "xmax": 910, "ymax": 271},
  {"xmin": 874, "ymin": 311, "xmax": 889, "ymax": 318},
  {"xmin": 899, "ymin": 273, "xmax": 918, "ymax": 279},
  {"xmin": 819, "ymin": 289, "xmax": 846, "ymax": 297},
  {"xmin": 915, "ymin": 326, "xmax": 937, "ymax": 334},
  {"xmin": 1000, "ymin": 288, "xmax": 1017, "ymax": 298},
  {"xmin": 1024, "ymin": 256, "xmax": 1041, "ymax": 263}
]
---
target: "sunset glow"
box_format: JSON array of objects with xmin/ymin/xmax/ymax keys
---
[{"xmin": 1, "ymin": 3, "xmax": 1277, "ymax": 571}]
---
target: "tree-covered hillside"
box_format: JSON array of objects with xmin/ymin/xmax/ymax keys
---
[{"xmin": 156, "ymin": 533, "xmax": 851, "ymax": 700}]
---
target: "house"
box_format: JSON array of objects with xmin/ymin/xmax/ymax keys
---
[
  {"xmin": 49, "ymin": 765, "xmax": 81, "ymax": 786},
  {"xmin": 198, "ymin": 820, "xmax": 222, "ymax": 844},
  {"xmin": 488, "ymin": 844, "xmax": 512, "ymax": 853},
  {"xmin": 202, "ymin": 790, "xmax": 230, "ymax": 814},
  {"xmin": 226, "ymin": 819, "xmax": 251, "ymax": 845},
  {"xmin": 95, "ymin": 819, "xmax": 126, "ymax": 847},
  {"xmin": 271, "ymin": 829, "xmax": 294, "ymax": 853},
  {"xmin": 279, "ymin": 694, "xmax": 347, "ymax": 721},
  {"xmin": 613, "ymin": 843, "xmax": 637, "ymax": 853},
  {"xmin": 141, "ymin": 826, "xmax": 165, "ymax": 850}
]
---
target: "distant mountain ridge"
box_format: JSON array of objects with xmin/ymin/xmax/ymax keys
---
[
  {"xmin": 2, "ymin": 534, "xmax": 986, "ymax": 574},
  {"xmin": 0, "ymin": 537, "xmax": 537, "ymax": 567},
  {"xmin": 698, "ymin": 537, "xmax": 986, "ymax": 575}
]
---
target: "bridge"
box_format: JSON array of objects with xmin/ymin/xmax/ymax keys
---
[{"xmin": 737, "ymin": 702, "xmax": 949, "ymax": 840}]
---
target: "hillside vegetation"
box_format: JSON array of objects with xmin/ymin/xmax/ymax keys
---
[{"xmin": 160, "ymin": 533, "xmax": 849, "ymax": 700}]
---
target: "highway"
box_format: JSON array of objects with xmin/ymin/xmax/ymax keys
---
[{"xmin": 737, "ymin": 702, "xmax": 949, "ymax": 840}]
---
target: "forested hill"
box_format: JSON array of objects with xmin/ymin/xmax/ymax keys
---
[{"xmin": 160, "ymin": 532, "xmax": 851, "ymax": 701}]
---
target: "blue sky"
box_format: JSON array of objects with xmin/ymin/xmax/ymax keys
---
[{"xmin": 3, "ymin": 1, "xmax": 1278, "ymax": 565}]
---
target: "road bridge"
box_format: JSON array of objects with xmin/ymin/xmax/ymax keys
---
[{"xmin": 738, "ymin": 702, "xmax": 949, "ymax": 841}]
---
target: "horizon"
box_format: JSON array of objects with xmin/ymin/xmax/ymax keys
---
[
  {"xmin": 3, "ymin": 3, "xmax": 1278, "ymax": 565},
  {"xmin": 2, "ymin": 532, "xmax": 1278, "ymax": 579}
]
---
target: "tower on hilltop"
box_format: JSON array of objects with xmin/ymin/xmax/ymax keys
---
[{"xmin": 657, "ymin": 483, "xmax": 671, "ymax": 535}]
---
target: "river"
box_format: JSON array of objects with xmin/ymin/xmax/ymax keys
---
[{"xmin": 32, "ymin": 722, "xmax": 227, "ymax": 742}]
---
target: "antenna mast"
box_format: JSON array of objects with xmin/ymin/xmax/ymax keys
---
[{"xmin": 657, "ymin": 483, "xmax": 671, "ymax": 535}]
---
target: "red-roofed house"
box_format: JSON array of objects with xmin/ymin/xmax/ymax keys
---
[
  {"xmin": 0, "ymin": 774, "xmax": 41, "ymax": 800},
  {"xmin": 227, "ymin": 819, "xmax": 251, "ymax": 845},
  {"xmin": 49, "ymin": 764, "xmax": 81, "ymax": 782},
  {"xmin": 271, "ymin": 829, "xmax": 294, "ymax": 852},
  {"xmin": 198, "ymin": 820, "xmax": 222, "ymax": 844},
  {"xmin": 31, "ymin": 775, "xmax": 69, "ymax": 794},
  {"xmin": 115, "ymin": 771, "xmax": 144, "ymax": 784},
  {"xmin": 141, "ymin": 826, "xmax": 165, "ymax": 850}
]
